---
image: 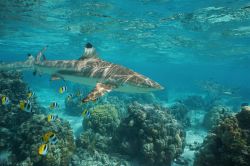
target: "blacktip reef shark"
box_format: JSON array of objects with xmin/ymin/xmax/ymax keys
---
[{"xmin": 0, "ymin": 43, "xmax": 164, "ymax": 102}]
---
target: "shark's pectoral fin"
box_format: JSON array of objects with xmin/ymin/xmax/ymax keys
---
[{"xmin": 82, "ymin": 83, "xmax": 115, "ymax": 103}]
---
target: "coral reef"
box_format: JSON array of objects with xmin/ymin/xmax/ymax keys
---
[
  {"xmin": 65, "ymin": 95, "xmax": 85, "ymax": 116},
  {"xmin": 65, "ymin": 92, "xmax": 159, "ymax": 117},
  {"xmin": 203, "ymin": 105, "xmax": 232, "ymax": 130},
  {"xmin": 169, "ymin": 102, "xmax": 191, "ymax": 127},
  {"xmin": 113, "ymin": 102, "xmax": 185, "ymax": 166},
  {"xmin": 76, "ymin": 129, "xmax": 112, "ymax": 153},
  {"xmin": 0, "ymin": 71, "xmax": 28, "ymax": 104},
  {"xmin": 77, "ymin": 104, "xmax": 120, "ymax": 154},
  {"xmin": 181, "ymin": 95, "xmax": 206, "ymax": 110},
  {"xmin": 83, "ymin": 104, "xmax": 120, "ymax": 136},
  {"xmin": 236, "ymin": 108, "xmax": 250, "ymax": 130},
  {"xmin": 194, "ymin": 112, "xmax": 250, "ymax": 166},
  {"xmin": 0, "ymin": 71, "xmax": 75, "ymax": 165},
  {"xmin": 71, "ymin": 149, "xmax": 135, "ymax": 166},
  {"xmin": 15, "ymin": 114, "xmax": 75, "ymax": 166}
]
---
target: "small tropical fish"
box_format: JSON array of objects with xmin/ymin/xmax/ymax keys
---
[
  {"xmin": 38, "ymin": 144, "xmax": 48, "ymax": 156},
  {"xmin": 59, "ymin": 86, "xmax": 67, "ymax": 94},
  {"xmin": 1, "ymin": 96, "xmax": 10, "ymax": 105},
  {"xmin": 76, "ymin": 90, "xmax": 81, "ymax": 97},
  {"xmin": 67, "ymin": 94, "xmax": 74, "ymax": 101},
  {"xmin": 82, "ymin": 109, "xmax": 91, "ymax": 119},
  {"xmin": 49, "ymin": 102, "xmax": 59, "ymax": 110},
  {"xmin": 223, "ymin": 91, "xmax": 233, "ymax": 95},
  {"xmin": 19, "ymin": 100, "xmax": 33, "ymax": 112},
  {"xmin": 43, "ymin": 131, "xmax": 58, "ymax": 144},
  {"xmin": 47, "ymin": 114, "xmax": 59, "ymax": 122},
  {"xmin": 27, "ymin": 91, "xmax": 35, "ymax": 99}
]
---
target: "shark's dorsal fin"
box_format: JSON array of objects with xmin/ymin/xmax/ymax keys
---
[
  {"xmin": 78, "ymin": 43, "xmax": 98, "ymax": 60},
  {"xmin": 82, "ymin": 83, "xmax": 115, "ymax": 103}
]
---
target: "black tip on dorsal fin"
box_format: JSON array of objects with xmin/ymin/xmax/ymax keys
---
[{"xmin": 85, "ymin": 43, "xmax": 93, "ymax": 48}]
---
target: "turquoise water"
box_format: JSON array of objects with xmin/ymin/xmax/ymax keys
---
[
  {"xmin": 1, "ymin": 1, "xmax": 250, "ymax": 166},
  {"xmin": 1, "ymin": 1, "xmax": 250, "ymax": 95}
]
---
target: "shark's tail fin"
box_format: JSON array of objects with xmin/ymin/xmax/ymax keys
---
[{"xmin": 35, "ymin": 46, "xmax": 48, "ymax": 63}]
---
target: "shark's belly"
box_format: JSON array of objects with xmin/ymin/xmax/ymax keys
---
[
  {"xmin": 36, "ymin": 66, "xmax": 57, "ymax": 75},
  {"xmin": 62, "ymin": 74, "xmax": 99, "ymax": 86},
  {"xmin": 115, "ymin": 84, "xmax": 153, "ymax": 93}
]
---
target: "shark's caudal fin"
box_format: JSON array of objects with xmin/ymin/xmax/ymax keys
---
[
  {"xmin": 0, "ymin": 54, "xmax": 35, "ymax": 71},
  {"xmin": 82, "ymin": 83, "xmax": 114, "ymax": 103}
]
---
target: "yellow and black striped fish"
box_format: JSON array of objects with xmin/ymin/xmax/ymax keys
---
[
  {"xmin": 19, "ymin": 100, "xmax": 33, "ymax": 113},
  {"xmin": 43, "ymin": 131, "xmax": 58, "ymax": 145},
  {"xmin": 59, "ymin": 86, "xmax": 67, "ymax": 94},
  {"xmin": 38, "ymin": 144, "xmax": 48, "ymax": 156},
  {"xmin": 82, "ymin": 109, "xmax": 91, "ymax": 119},
  {"xmin": 1, "ymin": 96, "xmax": 10, "ymax": 105},
  {"xmin": 27, "ymin": 91, "xmax": 35, "ymax": 99},
  {"xmin": 49, "ymin": 102, "xmax": 59, "ymax": 110},
  {"xmin": 47, "ymin": 114, "xmax": 59, "ymax": 122},
  {"xmin": 67, "ymin": 94, "xmax": 74, "ymax": 101}
]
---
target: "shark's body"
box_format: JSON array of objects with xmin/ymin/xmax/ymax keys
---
[{"xmin": 0, "ymin": 44, "xmax": 164, "ymax": 102}]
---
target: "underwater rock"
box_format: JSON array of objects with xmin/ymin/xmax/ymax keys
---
[
  {"xmin": 71, "ymin": 148, "xmax": 134, "ymax": 166},
  {"xmin": 113, "ymin": 102, "xmax": 185, "ymax": 166},
  {"xmin": 194, "ymin": 113, "xmax": 250, "ymax": 166},
  {"xmin": 236, "ymin": 108, "xmax": 250, "ymax": 130},
  {"xmin": 203, "ymin": 105, "xmax": 232, "ymax": 130},
  {"xmin": 76, "ymin": 129, "xmax": 112, "ymax": 153},
  {"xmin": 181, "ymin": 95, "xmax": 206, "ymax": 110},
  {"xmin": 169, "ymin": 102, "xmax": 191, "ymax": 127},
  {"xmin": 15, "ymin": 114, "xmax": 75, "ymax": 166}
]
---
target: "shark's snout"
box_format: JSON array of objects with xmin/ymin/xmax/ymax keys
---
[
  {"xmin": 155, "ymin": 83, "xmax": 164, "ymax": 90},
  {"xmin": 134, "ymin": 75, "xmax": 164, "ymax": 92},
  {"xmin": 149, "ymin": 81, "xmax": 164, "ymax": 91}
]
